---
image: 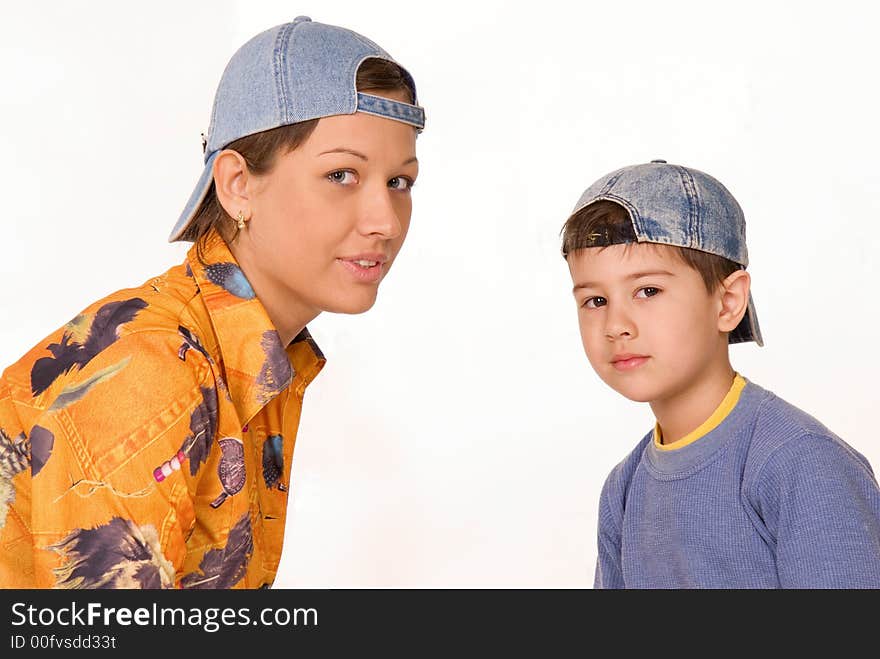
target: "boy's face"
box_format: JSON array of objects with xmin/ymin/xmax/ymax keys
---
[{"xmin": 568, "ymin": 243, "xmax": 728, "ymax": 404}]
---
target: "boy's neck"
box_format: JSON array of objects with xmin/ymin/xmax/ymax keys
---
[{"xmin": 649, "ymin": 360, "xmax": 737, "ymax": 445}]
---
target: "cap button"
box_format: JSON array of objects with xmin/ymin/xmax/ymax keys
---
[
  {"xmin": 650, "ymin": 159, "xmax": 667, "ymax": 164},
  {"xmin": 292, "ymin": 16, "xmax": 312, "ymax": 24}
]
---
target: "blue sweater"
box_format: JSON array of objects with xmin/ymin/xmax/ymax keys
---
[{"xmin": 595, "ymin": 379, "xmax": 880, "ymax": 588}]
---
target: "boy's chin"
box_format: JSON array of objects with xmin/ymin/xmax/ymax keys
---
[
  {"xmin": 601, "ymin": 378, "xmax": 659, "ymax": 404},
  {"xmin": 614, "ymin": 389, "xmax": 656, "ymax": 404}
]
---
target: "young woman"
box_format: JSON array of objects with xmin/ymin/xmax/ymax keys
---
[{"xmin": 0, "ymin": 16, "xmax": 425, "ymax": 589}]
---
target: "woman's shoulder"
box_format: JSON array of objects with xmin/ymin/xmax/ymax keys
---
[
  {"xmin": 0, "ymin": 268, "xmax": 229, "ymax": 503},
  {"xmin": 2, "ymin": 261, "xmax": 220, "ymax": 424}
]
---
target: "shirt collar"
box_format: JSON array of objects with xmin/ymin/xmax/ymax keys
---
[
  {"xmin": 185, "ymin": 230, "xmax": 325, "ymax": 425},
  {"xmin": 645, "ymin": 377, "xmax": 760, "ymax": 476},
  {"xmin": 653, "ymin": 373, "xmax": 747, "ymax": 451}
]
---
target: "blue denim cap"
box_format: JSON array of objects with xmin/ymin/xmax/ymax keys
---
[
  {"xmin": 569, "ymin": 160, "xmax": 763, "ymax": 346},
  {"xmin": 169, "ymin": 16, "xmax": 426, "ymax": 243}
]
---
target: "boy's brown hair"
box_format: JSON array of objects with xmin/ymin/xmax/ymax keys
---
[{"xmin": 560, "ymin": 200, "xmax": 740, "ymax": 292}]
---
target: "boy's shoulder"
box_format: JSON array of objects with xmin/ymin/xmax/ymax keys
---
[
  {"xmin": 598, "ymin": 379, "xmax": 873, "ymax": 502},
  {"xmin": 742, "ymin": 379, "xmax": 874, "ymax": 483},
  {"xmin": 746, "ymin": 379, "xmax": 834, "ymax": 438},
  {"xmin": 598, "ymin": 430, "xmax": 653, "ymax": 520}
]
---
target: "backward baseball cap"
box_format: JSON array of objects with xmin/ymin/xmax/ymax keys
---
[
  {"xmin": 168, "ymin": 15, "xmax": 426, "ymax": 243},
  {"xmin": 567, "ymin": 160, "xmax": 763, "ymax": 346}
]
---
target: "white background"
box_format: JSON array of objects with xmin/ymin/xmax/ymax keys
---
[{"xmin": 2, "ymin": 0, "xmax": 879, "ymax": 587}]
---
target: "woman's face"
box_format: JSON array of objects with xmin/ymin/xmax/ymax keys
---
[{"xmin": 236, "ymin": 89, "xmax": 419, "ymax": 322}]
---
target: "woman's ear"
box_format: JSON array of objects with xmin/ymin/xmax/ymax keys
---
[
  {"xmin": 212, "ymin": 149, "xmax": 252, "ymax": 220},
  {"xmin": 718, "ymin": 269, "xmax": 751, "ymax": 334}
]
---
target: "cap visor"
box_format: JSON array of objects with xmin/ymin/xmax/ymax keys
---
[
  {"xmin": 729, "ymin": 291, "xmax": 763, "ymax": 346},
  {"xmin": 168, "ymin": 150, "xmax": 218, "ymax": 243}
]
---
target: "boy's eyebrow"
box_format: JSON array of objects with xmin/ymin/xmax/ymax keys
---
[
  {"xmin": 628, "ymin": 269, "xmax": 676, "ymax": 280},
  {"xmin": 572, "ymin": 270, "xmax": 676, "ymax": 292}
]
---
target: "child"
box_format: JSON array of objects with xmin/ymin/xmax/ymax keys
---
[{"xmin": 561, "ymin": 160, "xmax": 880, "ymax": 588}]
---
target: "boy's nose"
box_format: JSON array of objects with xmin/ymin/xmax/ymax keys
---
[
  {"xmin": 604, "ymin": 307, "xmax": 636, "ymax": 340},
  {"xmin": 605, "ymin": 326, "xmax": 633, "ymax": 340}
]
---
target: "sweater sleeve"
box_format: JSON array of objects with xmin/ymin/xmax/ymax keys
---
[
  {"xmin": 593, "ymin": 436, "xmax": 651, "ymax": 589},
  {"xmin": 594, "ymin": 482, "xmax": 625, "ymax": 589},
  {"xmin": 594, "ymin": 465, "xmax": 629, "ymax": 589},
  {"xmin": 750, "ymin": 433, "xmax": 880, "ymax": 588}
]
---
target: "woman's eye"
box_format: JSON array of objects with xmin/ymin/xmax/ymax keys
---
[
  {"xmin": 583, "ymin": 296, "xmax": 607, "ymax": 309},
  {"xmin": 328, "ymin": 170, "xmax": 357, "ymax": 185},
  {"xmin": 388, "ymin": 176, "xmax": 413, "ymax": 191},
  {"xmin": 636, "ymin": 287, "xmax": 660, "ymax": 298}
]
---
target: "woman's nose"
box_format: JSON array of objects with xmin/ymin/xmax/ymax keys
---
[{"xmin": 358, "ymin": 186, "xmax": 403, "ymax": 239}]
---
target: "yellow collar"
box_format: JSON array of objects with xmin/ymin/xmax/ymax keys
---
[{"xmin": 653, "ymin": 374, "xmax": 746, "ymax": 451}]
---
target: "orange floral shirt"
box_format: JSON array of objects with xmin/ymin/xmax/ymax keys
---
[{"xmin": 0, "ymin": 230, "xmax": 324, "ymax": 588}]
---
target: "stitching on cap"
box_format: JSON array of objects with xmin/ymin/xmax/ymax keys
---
[
  {"xmin": 600, "ymin": 172, "xmax": 623, "ymax": 195},
  {"xmin": 356, "ymin": 93, "xmax": 425, "ymax": 128},
  {"xmin": 675, "ymin": 166, "xmax": 700, "ymax": 248},
  {"xmin": 356, "ymin": 108, "xmax": 424, "ymax": 129},
  {"xmin": 274, "ymin": 23, "xmax": 295, "ymax": 124}
]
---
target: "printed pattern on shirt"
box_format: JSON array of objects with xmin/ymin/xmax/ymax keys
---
[{"xmin": 0, "ymin": 229, "xmax": 325, "ymax": 589}]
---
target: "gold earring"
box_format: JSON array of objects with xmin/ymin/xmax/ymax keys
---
[{"xmin": 236, "ymin": 210, "xmax": 247, "ymax": 230}]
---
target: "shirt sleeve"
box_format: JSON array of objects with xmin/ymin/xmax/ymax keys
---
[
  {"xmin": 22, "ymin": 329, "xmax": 217, "ymax": 588},
  {"xmin": 750, "ymin": 433, "xmax": 880, "ymax": 588},
  {"xmin": 594, "ymin": 475, "xmax": 625, "ymax": 589}
]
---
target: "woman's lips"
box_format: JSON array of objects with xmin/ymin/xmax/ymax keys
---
[
  {"xmin": 338, "ymin": 258, "xmax": 384, "ymax": 283},
  {"xmin": 611, "ymin": 355, "xmax": 649, "ymax": 371}
]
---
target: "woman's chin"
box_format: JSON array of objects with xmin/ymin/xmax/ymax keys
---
[{"xmin": 324, "ymin": 293, "xmax": 380, "ymax": 315}]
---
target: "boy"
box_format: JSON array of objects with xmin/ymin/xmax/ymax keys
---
[{"xmin": 561, "ymin": 160, "xmax": 880, "ymax": 588}]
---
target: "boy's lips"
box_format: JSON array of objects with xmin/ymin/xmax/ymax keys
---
[{"xmin": 610, "ymin": 353, "xmax": 650, "ymax": 371}]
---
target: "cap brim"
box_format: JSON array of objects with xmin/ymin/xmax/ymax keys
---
[
  {"xmin": 729, "ymin": 291, "xmax": 763, "ymax": 346},
  {"xmin": 168, "ymin": 150, "xmax": 219, "ymax": 243}
]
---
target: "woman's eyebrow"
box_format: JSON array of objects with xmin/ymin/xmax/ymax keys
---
[
  {"xmin": 319, "ymin": 147, "xmax": 368, "ymax": 160},
  {"xmin": 318, "ymin": 148, "xmax": 418, "ymax": 167}
]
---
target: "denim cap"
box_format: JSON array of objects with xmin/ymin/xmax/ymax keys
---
[
  {"xmin": 168, "ymin": 16, "xmax": 426, "ymax": 242},
  {"xmin": 569, "ymin": 160, "xmax": 763, "ymax": 346}
]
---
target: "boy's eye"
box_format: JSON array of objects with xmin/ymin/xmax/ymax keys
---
[
  {"xmin": 583, "ymin": 296, "xmax": 607, "ymax": 309},
  {"xmin": 388, "ymin": 176, "xmax": 414, "ymax": 191},
  {"xmin": 636, "ymin": 287, "xmax": 660, "ymax": 298},
  {"xmin": 328, "ymin": 170, "xmax": 357, "ymax": 185}
]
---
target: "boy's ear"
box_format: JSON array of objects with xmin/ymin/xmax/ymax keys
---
[{"xmin": 718, "ymin": 270, "xmax": 751, "ymax": 334}]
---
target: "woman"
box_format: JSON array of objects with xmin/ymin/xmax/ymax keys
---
[{"xmin": 0, "ymin": 16, "xmax": 425, "ymax": 589}]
